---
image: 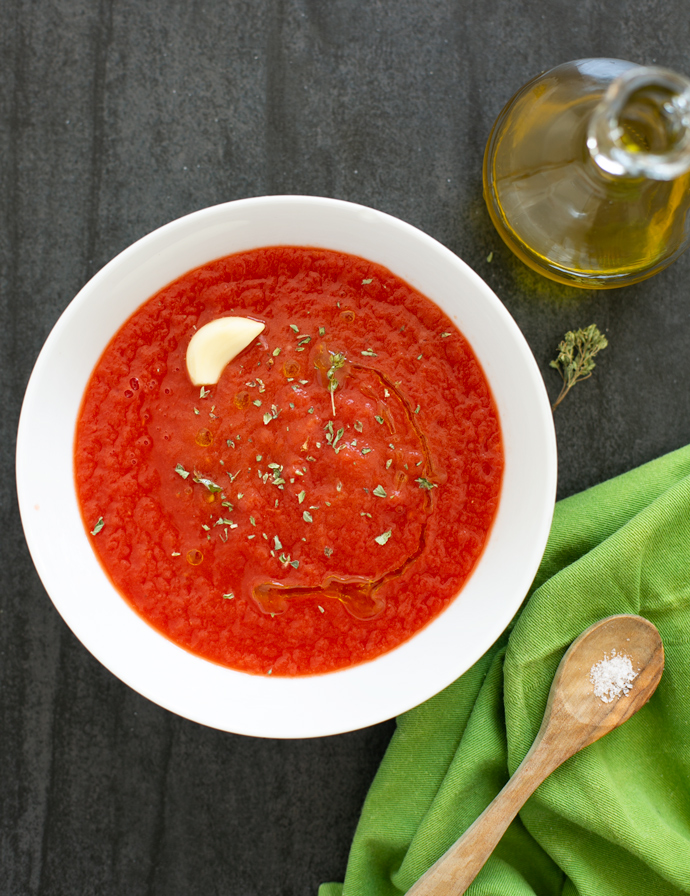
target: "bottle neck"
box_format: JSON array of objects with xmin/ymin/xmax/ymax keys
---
[{"xmin": 587, "ymin": 66, "xmax": 690, "ymax": 180}]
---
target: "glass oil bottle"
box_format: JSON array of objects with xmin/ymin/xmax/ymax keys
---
[{"xmin": 483, "ymin": 59, "xmax": 690, "ymax": 288}]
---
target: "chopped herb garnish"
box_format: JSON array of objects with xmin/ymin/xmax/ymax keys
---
[
  {"xmin": 298, "ymin": 490, "xmax": 306, "ymax": 503},
  {"xmin": 253, "ymin": 399, "xmax": 262, "ymax": 407},
  {"xmin": 441, "ymin": 332, "xmax": 451, "ymax": 338},
  {"xmin": 324, "ymin": 546, "xmax": 334, "ymax": 558},
  {"xmin": 274, "ymin": 536, "xmax": 282, "ymax": 550},
  {"xmin": 290, "ymin": 324, "xmax": 300, "ymax": 333},
  {"xmin": 362, "ymin": 278, "xmax": 373, "ymax": 284},
  {"xmin": 416, "ymin": 477, "xmax": 437, "ymax": 490},
  {"xmin": 318, "ymin": 606, "xmax": 325, "ymax": 613},
  {"xmin": 414, "ymin": 405, "xmax": 420, "ymax": 414},
  {"xmin": 200, "ymin": 386, "xmax": 210, "ymax": 398},
  {"xmin": 175, "ymin": 463, "xmax": 190, "ymax": 479},
  {"xmin": 374, "ymin": 415, "xmax": 384, "ymax": 425},
  {"xmin": 361, "ymin": 447, "xmax": 373, "ymax": 455},
  {"xmin": 290, "ymin": 559, "xmax": 299, "ymax": 569},
  {"xmin": 91, "ymin": 517, "xmax": 105, "ymax": 536},
  {"xmin": 373, "ymin": 485, "xmax": 387, "ymax": 498},
  {"xmin": 193, "ymin": 472, "xmax": 222, "ymax": 493},
  {"xmin": 272, "ymin": 347, "xmax": 281, "ymax": 356},
  {"xmin": 326, "ymin": 351, "xmax": 346, "ymax": 416},
  {"xmin": 193, "ymin": 407, "xmax": 200, "ymax": 415},
  {"xmin": 222, "ymin": 592, "xmax": 235, "ymax": 600},
  {"xmin": 361, "ymin": 349, "xmax": 377, "ymax": 357},
  {"xmin": 263, "ymin": 412, "xmax": 273, "ymax": 424},
  {"xmin": 354, "ymin": 420, "xmax": 363, "ymax": 433},
  {"xmin": 375, "ymin": 529, "xmax": 393, "ymax": 545},
  {"xmin": 303, "ymin": 510, "xmax": 313, "ymax": 523},
  {"xmin": 319, "ymin": 326, "xmax": 325, "ymax": 336}
]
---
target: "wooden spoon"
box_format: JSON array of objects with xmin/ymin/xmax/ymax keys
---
[{"xmin": 407, "ymin": 614, "xmax": 664, "ymax": 896}]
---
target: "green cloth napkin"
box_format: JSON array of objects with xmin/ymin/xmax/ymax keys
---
[{"xmin": 320, "ymin": 444, "xmax": 690, "ymax": 896}]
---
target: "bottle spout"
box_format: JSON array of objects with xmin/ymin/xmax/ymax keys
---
[{"xmin": 587, "ymin": 65, "xmax": 690, "ymax": 180}]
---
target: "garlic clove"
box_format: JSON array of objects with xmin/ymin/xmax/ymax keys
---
[{"xmin": 186, "ymin": 317, "xmax": 265, "ymax": 385}]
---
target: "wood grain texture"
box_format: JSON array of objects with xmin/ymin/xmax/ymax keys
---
[
  {"xmin": 407, "ymin": 616, "xmax": 664, "ymax": 895},
  {"xmin": 2, "ymin": 1, "xmax": 690, "ymax": 894}
]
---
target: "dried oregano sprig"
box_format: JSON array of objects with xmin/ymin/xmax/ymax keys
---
[{"xmin": 550, "ymin": 324, "xmax": 608, "ymax": 411}]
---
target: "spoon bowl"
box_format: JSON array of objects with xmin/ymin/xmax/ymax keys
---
[
  {"xmin": 407, "ymin": 614, "xmax": 664, "ymax": 895},
  {"xmin": 548, "ymin": 613, "xmax": 664, "ymax": 742}
]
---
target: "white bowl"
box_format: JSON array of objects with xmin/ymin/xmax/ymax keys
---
[{"xmin": 16, "ymin": 196, "xmax": 556, "ymax": 738}]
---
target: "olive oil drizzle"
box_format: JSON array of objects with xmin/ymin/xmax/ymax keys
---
[{"xmin": 252, "ymin": 358, "xmax": 436, "ymax": 620}]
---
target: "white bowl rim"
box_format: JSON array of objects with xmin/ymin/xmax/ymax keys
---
[{"xmin": 16, "ymin": 195, "xmax": 557, "ymax": 738}]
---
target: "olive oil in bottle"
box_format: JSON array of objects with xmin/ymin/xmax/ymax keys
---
[{"xmin": 483, "ymin": 59, "xmax": 690, "ymax": 288}]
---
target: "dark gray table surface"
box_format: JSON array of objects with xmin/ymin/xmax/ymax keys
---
[{"xmin": 3, "ymin": 2, "xmax": 690, "ymax": 894}]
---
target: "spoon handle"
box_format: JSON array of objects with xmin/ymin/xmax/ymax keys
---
[{"xmin": 406, "ymin": 738, "xmax": 561, "ymax": 896}]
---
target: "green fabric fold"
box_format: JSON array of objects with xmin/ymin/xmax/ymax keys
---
[{"xmin": 320, "ymin": 444, "xmax": 690, "ymax": 896}]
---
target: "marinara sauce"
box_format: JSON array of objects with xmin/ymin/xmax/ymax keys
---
[{"xmin": 75, "ymin": 247, "xmax": 503, "ymax": 676}]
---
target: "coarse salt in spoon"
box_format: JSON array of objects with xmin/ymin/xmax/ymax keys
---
[{"xmin": 407, "ymin": 614, "xmax": 664, "ymax": 896}]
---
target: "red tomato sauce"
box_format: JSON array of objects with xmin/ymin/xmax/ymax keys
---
[{"xmin": 75, "ymin": 247, "xmax": 503, "ymax": 676}]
